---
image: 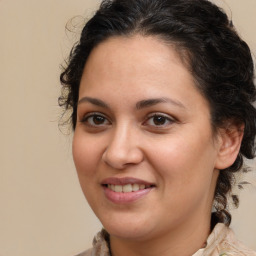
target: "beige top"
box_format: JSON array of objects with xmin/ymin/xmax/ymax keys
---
[{"xmin": 76, "ymin": 223, "xmax": 256, "ymax": 256}]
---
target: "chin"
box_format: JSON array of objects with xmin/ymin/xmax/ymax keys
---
[
  {"xmin": 98, "ymin": 211, "xmax": 160, "ymax": 241},
  {"xmin": 105, "ymin": 224, "xmax": 151, "ymax": 241}
]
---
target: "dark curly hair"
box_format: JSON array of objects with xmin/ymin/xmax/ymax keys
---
[{"xmin": 59, "ymin": 0, "xmax": 256, "ymax": 225}]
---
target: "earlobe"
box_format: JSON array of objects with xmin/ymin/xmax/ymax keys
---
[{"xmin": 215, "ymin": 124, "xmax": 244, "ymax": 170}]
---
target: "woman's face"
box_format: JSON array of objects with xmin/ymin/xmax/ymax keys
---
[{"xmin": 73, "ymin": 35, "xmax": 220, "ymax": 241}]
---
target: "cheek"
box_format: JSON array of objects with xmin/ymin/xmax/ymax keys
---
[
  {"xmin": 148, "ymin": 136, "xmax": 217, "ymax": 219},
  {"xmin": 72, "ymin": 131, "xmax": 101, "ymax": 178},
  {"xmin": 148, "ymin": 132, "xmax": 217, "ymax": 189},
  {"xmin": 72, "ymin": 132, "xmax": 104, "ymax": 208}
]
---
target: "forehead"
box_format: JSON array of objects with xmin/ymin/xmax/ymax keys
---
[
  {"xmin": 80, "ymin": 35, "xmax": 209, "ymax": 111},
  {"xmin": 81, "ymin": 35, "xmax": 193, "ymax": 91},
  {"xmin": 85, "ymin": 35, "xmax": 185, "ymax": 74}
]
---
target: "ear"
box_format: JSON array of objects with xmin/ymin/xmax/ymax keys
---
[{"xmin": 215, "ymin": 123, "xmax": 244, "ymax": 170}]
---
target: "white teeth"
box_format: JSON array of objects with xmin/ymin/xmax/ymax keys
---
[
  {"xmin": 107, "ymin": 183, "xmax": 151, "ymax": 193},
  {"xmin": 139, "ymin": 184, "xmax": 146, "ymax": 190},
  {"xmin": 132, "ymin": 184, "xmax": 139, "ymax": 191},
  {"xmin": 115, "ymin": 185, "xmax": 123, "ymax": 192},
  {"xmin": 123, "ymin": 184, "xmax": 132, "ymax": 193}
]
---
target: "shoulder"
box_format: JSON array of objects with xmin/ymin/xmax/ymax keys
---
[
  {"xmin": 205, "ymin": 223, "xmax": 256, "ymax": 256},
  {"xmin": 74, "ymin": 229, "xmax": 111, "ymax": 256},
  {"xmin": 220, "ymin": 224, "xmax": 256, "ymax": 256}
]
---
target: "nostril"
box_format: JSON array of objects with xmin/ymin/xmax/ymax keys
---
[{"xmin": 102, "ymin": 145, "xmax": 144, "ymax": 170}]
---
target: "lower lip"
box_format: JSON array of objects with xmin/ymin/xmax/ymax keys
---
[{"xmin": 103, "ymin": 186, "xmax": 154, "ymax": 204}]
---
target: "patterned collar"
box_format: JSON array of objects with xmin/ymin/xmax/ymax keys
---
[{"xmin": 77, "ymin": 223, "xmax": 256, "ymax": 256}]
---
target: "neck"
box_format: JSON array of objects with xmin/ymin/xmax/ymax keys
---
[{"xmin": 109, "ymin": 212, "xmax": 212, "ymax": 256}]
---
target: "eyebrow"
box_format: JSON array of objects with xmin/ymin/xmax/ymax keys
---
[
  {"xmin": 136, "ymin": 97, "xmax": 186, "ymax": 110},
  {"xmin": 78, "ymin": 97, "xmax": 109, "ymax": 108},
  {"xmin": 78, "ymin": 96, "xmax": 185, "ymax": 110}
]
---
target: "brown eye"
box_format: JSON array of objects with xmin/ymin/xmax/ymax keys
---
[
  {"xmin": 92, "ymin": 115, "xmax": 105, "ymax": 125},
  {"xmin": 81, "ymin": 113, "xmax": 110, "ymax": 127},
  {"xmin": 144, "ymin": 113, "xmax": 175, "ymax": 128},
  {"xmin": 152, "ymin": 116, "xmax": 167, "ymax": 126}
]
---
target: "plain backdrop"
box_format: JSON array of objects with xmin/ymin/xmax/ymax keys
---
[{"xmin": 0, "ymin": 1, "xmax": 255, "ymax": 256}]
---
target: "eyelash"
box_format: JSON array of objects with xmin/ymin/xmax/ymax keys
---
[
  {"xmin": 80, "ymin": 112, "xmax": 111, "ymax": 127},
  {"xmin": 143, "ymin": 113, "xmax": 175, "ymax": 128},
  {"xmin": 79, "ymin": 112, "xmax": 175, "ymax": 129}
]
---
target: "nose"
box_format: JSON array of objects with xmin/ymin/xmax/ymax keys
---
[{"xmin": 102, "ymin": 125, "xmax": 144, "ymax": 169}]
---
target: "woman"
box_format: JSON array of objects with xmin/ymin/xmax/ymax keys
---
[{"xmin": 59, "ymin": 0, "xmax": 256, "ymax": 255}]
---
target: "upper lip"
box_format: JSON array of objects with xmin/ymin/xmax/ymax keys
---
[{"xmin": 101, "ymin": 177, "xmax": 155, "ymax": 186}]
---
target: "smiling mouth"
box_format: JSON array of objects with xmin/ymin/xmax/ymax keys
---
[
  {"xmin": 101, "ymin": 177, "xmax": 155, "ymax": 203},
  {"xmin": 103, "ymin": 183, "xmax": 154, "ymax": 193}
]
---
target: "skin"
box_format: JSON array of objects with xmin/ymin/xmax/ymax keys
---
[{"xmin": 72, "ymin": 35, "xmax": 242, "ymax": 256}]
